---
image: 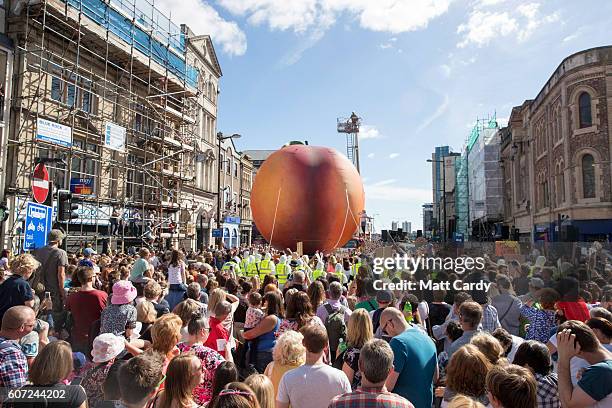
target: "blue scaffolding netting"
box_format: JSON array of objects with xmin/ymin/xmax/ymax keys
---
[{"xmin": 63, "ymin": 0, "xmax": 198, "ymax": 89}]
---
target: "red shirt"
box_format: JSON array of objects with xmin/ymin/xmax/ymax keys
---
[
  {"xmin": 65, "ymin": 289, "xmax": 108, "ymax": 347},
  {"xmin": 204, "ymin": 316, "xmax": 229, "ymax": 358},
  {"xmin": 556, "ymin": 300, "xmax": 590, "ymax": 322}
]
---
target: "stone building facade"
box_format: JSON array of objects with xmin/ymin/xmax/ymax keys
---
[{"xmin": 501, "ymin": 46, "xmax": 612, "ymax": 241}]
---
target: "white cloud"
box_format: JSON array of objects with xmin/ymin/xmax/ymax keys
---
[
  {"xmin": 457, "ymin": 1, "xmax": 560, "ymax": 48},
  {"xmin": 457, "ymin": 10, "xmax": 517, "ymax": 48},
  {"xmin": 388, "ymin": 153, "xmax": 400, "ymax": 159},
  {"xmin": 367, "ymin": 153, "xmax": 375, "ymax": 158},
  {"xmin": 218, "ymin": 0, "xmax": 452, "ymax": 35},
  {"xmin": 416, "ymin": 94, "xmax": 450, "ymax": 133},
  {"xmin": 379, "ymin": 43, "xmax": 393, "ymax": 49},
  {"xmin": 360, "ymin": 125, "xmax": 382, "ymax": 140},
  {"xmin": 562, "ymin": 32, "xmax": 580, "ymax": 42},
  {"xmin": 155, "ymin": 0, "xmax": 247, "ymax": 56},
  {"xmin": 373, "ymin": 179, "xmax": 397, "ymax": 186},
  {"xmin": 365, "ymin": 181, "xmax": 430, "ymax": 202}
]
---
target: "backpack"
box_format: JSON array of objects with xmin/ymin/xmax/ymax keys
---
[{"xmin": 324, "ymin": 303, "xmax": 346, "ymax": 354}]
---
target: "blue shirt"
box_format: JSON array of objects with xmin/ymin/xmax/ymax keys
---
[
  {"xmin": 577, "ymin": 359, "xmax": 612, "ymax": 404},
  {"xmin": 0, "ymin": 275, "xmax": 34, "ymax": 322},
  {"xmin": 390, "ymin": 327, "xmax": 437, "ymax": 408}
]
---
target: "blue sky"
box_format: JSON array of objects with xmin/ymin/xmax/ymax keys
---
[{"xmin": 158, "ymin": 0, "xmax": 612, "ymax": 231}]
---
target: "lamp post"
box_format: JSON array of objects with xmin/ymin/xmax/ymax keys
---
[
  {"xmin": 216, "ymin": 132, "xmax": 241, "ymax": 247},
  {"xmin": 427, "ymin": 158, "xmax": 446, "ymax": 243}
]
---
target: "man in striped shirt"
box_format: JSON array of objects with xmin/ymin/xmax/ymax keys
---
[{"xmin": 329, "ymin": 339, "xmax": 414, "ymax": 408}]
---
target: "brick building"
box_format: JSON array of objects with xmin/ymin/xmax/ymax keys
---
[{"xmin": 501, "ymin": 46, "xmax": 612, "ymax": 242}]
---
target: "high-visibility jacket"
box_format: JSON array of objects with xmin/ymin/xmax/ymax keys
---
[
  {"xmin": 276, "ymin": 263, "xmax": 290, "ymax": 286},
  {"xmin": 312, "ymin": 268, "xmax": 325, "ymax": 281},
  {"xmin": 350, "ymin": 262, "xmax": 362, "ymax": 277},
  {"xmin": 221, "ymin": 261, "xmax": 239, "ymax": 273},
  {"xmin": 259, "ymin": 259, "xmax": 273, "ymax": 280},
  {"xmin": 246, "ymin": 262, "xmax": 259, "ymax": 278},
  {"xmin": 239, "ymin": 259, "xmax": 249, "ymax": 274}
]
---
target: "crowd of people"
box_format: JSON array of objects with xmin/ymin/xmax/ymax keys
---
[{"xmin": 0, "ymin": 229, "xmax": 611, "ymax": 408}]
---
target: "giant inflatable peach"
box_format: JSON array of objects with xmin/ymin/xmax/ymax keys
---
[{"xmin": 251, "ymin": 144, "xmax": 365, "ymax": 254}]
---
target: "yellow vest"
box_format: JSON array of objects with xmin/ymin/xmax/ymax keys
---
[
  {"xmin": 351, "ymin": 262, "xmax": 361, "ymax": 277},
  {"xmin": 312, "ymin": 269, "xmax": 325, "ymax": 281},
  {"xmin": 221, "ymin": 261, "xmax": 239, "ymax": 273},
  {"xmin": 246, "ymin": 262, "xmax": 259, "ymax": 277},
  {"xmin": 276, "ymin": 263, "xmax": 290, "ymax": 285},
  {"xmin": 259, "ymin": 259, "xmax": 272, "ymax": 280}
]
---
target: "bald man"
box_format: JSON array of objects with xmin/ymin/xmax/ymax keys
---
[
  {"xmin": 381, "ymin": 307, "xmax": 438, "ymax": 408},
  {"xmin": 0, "ymin": 305, "xmax": 36, "ymax": 387}
]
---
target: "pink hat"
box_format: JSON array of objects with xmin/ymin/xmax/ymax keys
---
[
  {"xmin": 111, "ymin": 280, "xmax": 137, "ymax": 305},
  {"xmin": 91, "ymin": 333, "xmax": 125, "ymax": 363}
]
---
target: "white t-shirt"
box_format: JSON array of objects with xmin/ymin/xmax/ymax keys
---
[
  {"xmin": 508, "ymin": 334, "xmax": 525, "ymax": 363},
  {"xmin": 277, "ymin": 363, "xmax": 351, "ymax": 408},
  {"xmin": 549, "ymin": 333, "xmax": 589, "ymax": 385},
  {"xmin": 168, "ymin": 262, "xmax": 185, "ymax": 285}
]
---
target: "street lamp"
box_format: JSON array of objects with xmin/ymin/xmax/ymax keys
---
[
  {"xmin": 216, "ymin": 132, "xmax": 241, "ymax": 247},
  {"xmin": 427, "ymin": 158, "xmax": 447, "ymax": 243}
]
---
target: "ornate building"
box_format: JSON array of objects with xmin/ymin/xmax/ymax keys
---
[{"xmin": 501, "ymin": 46, "xmax": 612, "ymax": 241}]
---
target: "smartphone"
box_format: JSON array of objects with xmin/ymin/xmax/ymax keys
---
[{"xmin": 44, "ymin": 291, "xmax": 51, "ymax": 300}]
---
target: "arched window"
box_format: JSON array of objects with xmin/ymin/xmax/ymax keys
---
[
  {"xmin": 578, "ymin": 92, "xmax": 592, "ymax": 128},
  {"xmin": 581, "ymin": 154, "xmax": 595, "ymax": 198}
]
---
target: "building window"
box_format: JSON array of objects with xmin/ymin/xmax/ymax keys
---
[
  {"xmin": 51, "ymin": 77, "xmax": 62, "ymax": 101},
  {"xmin": 234, "ymin": 162, "xmax": 238, "ymax": 177},
  {"xmin": 581, "ymin": 154, "xmax": 596, "ymax": 198},
  {"xmin": 578, "ymin": 92, "xmax": 592, "ymax": 128}
]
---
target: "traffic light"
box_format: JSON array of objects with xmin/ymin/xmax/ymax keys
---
[{"xmin": 57, "ymin": 190, "xmax": 79, "ymax": 222}]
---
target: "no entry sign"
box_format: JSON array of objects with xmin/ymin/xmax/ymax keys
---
[{"xmin": 32, "ymin": 163, "xmax": 50, "ymax": 204}]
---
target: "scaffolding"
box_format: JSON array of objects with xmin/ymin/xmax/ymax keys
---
[
  {"xmin": 461, "ymin": 114, "xmax": 503, "ymax": 240},
  {"xmin": 4, "ymin": 0, "xmax": 219, "ymax": 253}
]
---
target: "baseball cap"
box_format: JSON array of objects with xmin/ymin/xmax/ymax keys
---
[
  {"xmin": 83, "ymin": 248, "xmax": 97, "ymax": 256},
  {"xmin": 376, "ymin": 290, "xmax": 393, "ymax": 304}
]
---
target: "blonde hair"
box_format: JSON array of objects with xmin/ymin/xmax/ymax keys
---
[
  {"xmin": 173, "ymin": 299, "xmax": 201, "ymax": 327},
  {"xmin": 446, "ymin": 345, "xmax": 492, "ymax": 399},
  {"xmin": 152, "ymin": 313, "xmax": 182, "ymax": 354},
  {"xmin": 244, "ymin": 374, "xmax": 275, "ymax": 408},
  {"xmin": 470, "ymin": 332, "xmax": 507, "ymax": 366},
  {"xmin": 10, "ymin": 253, "xmax": 40, "ymax": 276},
  {"xmin": 272, "ymin": 330, "xmax": 306, "ymax": 366},
  {"xmin": 29, "ymin": 340, "xmax": 73, "ymax": 385},
  {"xmin": 137, "ymin": 300, "xmax": 157, "ymax": 324},
  {"xmin": 448, "ymin": 395, "xmax": 486, "ymax": 408},
  {"xmin": 208, "ymin": 288, "xmax": 226, "ymax": 318},
  {"xmin": 347, "ymin": 308, "xmax": 373, "ymax": 348},
  {"xmin": 144, "ymin": 280, "xmax": 162, "ymax": 300},
  {"xmin": 157, "ymin": 353, "xmax": 200, "ymax": 408}
]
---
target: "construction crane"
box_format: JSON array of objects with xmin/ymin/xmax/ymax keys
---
[{"xmin": 337, "ymin": 112, "xmax": 361, "ymax": 173}]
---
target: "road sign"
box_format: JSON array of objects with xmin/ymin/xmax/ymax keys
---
[
  {"xmin": 212, "ymin": 228, "xmax": 222, "ymax": 238},
  {"xmin": 32, "ymin": 163, "xmax": 50, "ymax": 204},
  {"xmin": 23, "ymin": 202, "xmax": 53, "ymax": 251},
  {"xmin": 70, "ymin": 178, "xmax": 94, "ymax": 195}
]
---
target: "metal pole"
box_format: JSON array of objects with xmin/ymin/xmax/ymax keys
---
[{"xmin": 216, "ymin": 134, "xmax": 222, "ymax": 248}]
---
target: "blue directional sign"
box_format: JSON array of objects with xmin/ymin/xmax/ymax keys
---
[
  {"xmin": 211, "ymin": 228, "xmax": 223, "ymax": 238},
  {"xmin": 23, "ymin": 202, "xmax": 53, "ymax": 251}
]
